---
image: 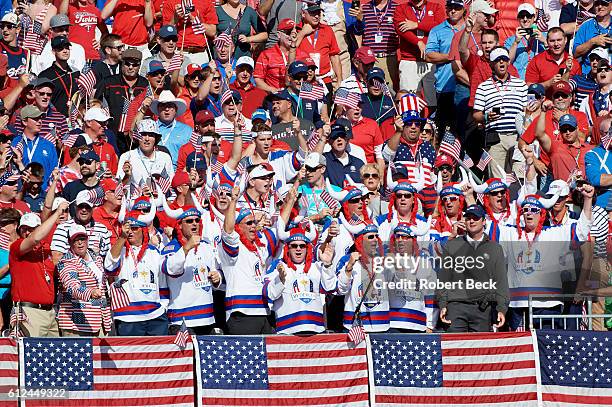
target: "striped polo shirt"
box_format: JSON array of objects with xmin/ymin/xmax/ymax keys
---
[
  {"xmin": 473, "ymin": 74, "xmax": 528, "ymax": 134},
  {"xmin": 570, "ymin": 73, "xmax": 598, "ymax": 110},
  {"xmin": 361, "ymin": 0, "xmax": 398, "ymax": 54},
  {"xmin": 13, "ymin": 105, "xmax": 68, "ymax": 144},
  {"xmin": 50, "ymin": 219, "xmax": 112, "ymax": 259}
]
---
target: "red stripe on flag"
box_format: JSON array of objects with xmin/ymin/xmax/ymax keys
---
[
  {"xmin": 268, "ymin": 362, "xmax": 368, "ymax": 375},
  {"xmin": 202, "ymin": 393, "xmax": 370, "ymax": 406},
  {"xmin": 269, "ymin": 377, "xmax": 369, "ymax": 390},
  {"xmin": 376, "ymin": 392, "xmax": 539, "ymax": 404}
]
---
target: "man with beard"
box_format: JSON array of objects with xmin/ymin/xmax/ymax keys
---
[
  {"xmin": 92, "ymin": 34, "xmax": 123, "ymax": 81},
  {"xmin": 161, "ymin": 203, "xmax": 222, "ymax": 335},
  {"xmin": 219, "ymin": 182, "xmax": 278, "ymax": 334},
  {"xmin": 473, "ymin": 47, "xmax": 528, "ymax": 179},
  {"xmin": 437, "ymin": 204, "xmax": 508, "ymax": 332},
  {"xmin": 526, "ymin": 27, "xmax": 581, "ymax": 88},
  {"xmin": 62, "ymin": 150, "xmax": 101, "ymax": 215},
  {"xmin": 94, "ymin": 48, "xmax": 149, "ymax": 153},
  {"xmin": 271, "ymin": 90, "xmax": 314, "ymax": 150}
]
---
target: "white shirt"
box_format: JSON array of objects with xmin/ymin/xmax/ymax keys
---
[
  {"xmin": 116, "ymin": 148, "xmax": 175, "ymax": 191},
  {"xmin": 31, "ymin": 42, "xmax": 87, "ymax": 76},
  {"xmin": 215, "ymin": 114, "xmax": 253, "ymax": 142}
]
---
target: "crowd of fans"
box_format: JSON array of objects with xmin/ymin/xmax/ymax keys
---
[{"xmin": 0, "ymin": 0, "xmax": 609, "ymax": 337}]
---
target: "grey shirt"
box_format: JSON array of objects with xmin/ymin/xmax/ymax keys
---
[{"xmin": 264, "ymin": 0, "xmax": 301, "ymax": 48}]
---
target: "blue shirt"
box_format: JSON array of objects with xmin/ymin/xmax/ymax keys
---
[
  {"xmin": 425, "ymin": 20, "xmax": 461, "ymax": 93},
  {"xmin": 157, "ymin": 119, "xmax": 193, "ymax": 167},
  {"xmin": 573, "ymin": 18, "xmax": 612, "ymax": 74},
  {"xmin": 323, "ymin": 151, "xmax": 364, "ymax": 187},
  {"xmin": 360, "ymin": 94, "xmax": 395, "ymax": 124},
  {"xmin": 12, "ymin": 134, "xmax": 58, "ymax": 189},
  {"xmin": 190, "ymin": 93, "xmax": 223, "ymax": 118},
  {"xmin": 504, "ymin": 35, "xmax": 546, "ymax": 80},
  {"xmin": 584, "ymin": 145, "xmax": 612, "ymax": 208}
]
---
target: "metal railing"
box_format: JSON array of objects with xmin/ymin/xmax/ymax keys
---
[{"xmin": 528, "ymin": 294, "xmax": 612, "ymax": 330}]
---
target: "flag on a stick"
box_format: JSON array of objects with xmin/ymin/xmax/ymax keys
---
[
  {"xmin": 438, "ymin": 131, "xmax": 462, "ymax": 162},
  {"xmin": 476, "ymin": 150, "xmax": 493, "ymax": 171},
  {"xmin": 334, "ymin": 88, "xmax": 361, "ymax": 110}
]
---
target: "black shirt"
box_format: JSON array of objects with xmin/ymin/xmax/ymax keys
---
[
  {"xmin": 94, "ymin": 73, "xmax": 149, "ymax": 135},
  {"xmin": 38, "ymin": 63, "xmax": 80, "ymax": 117}
]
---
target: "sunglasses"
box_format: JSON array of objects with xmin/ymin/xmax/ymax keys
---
[
  {"xmin": 53, "ymin": 45, "xmax": 71, "ymax": 51},
  {"xmin": 528, "ymin": 92, "xmax": 543, "ymax": 100},
  {"xmin": 465, "ymin": 214, "xmax": 483, "ymax": 221},
  {"xmin": 124, "ymin": 60, "xmax": 141, "ymax": 67},
  {"xmin": 52, "ymin": 26, "xmax": 69, "ymax": 33},
  {"xmin": 0, "ymin": 23, "xmax": 16, "ymax": 29},
  {"xmin": 396, "ymin": 193, "xmax": 413, "ymax": 199},
  {"xmin": 28, "ymin": 116, "xmax": 43, "ymax": 122},
  {"xmin": 442, "ymin": 196, "xmax": 459, "ymax": 203},
  {"xmin": 422, "ymin": 128, "xmax": 433, "ymax": 134},
  {"xmin": 217, "ymin": 191, "xmax": 232, "ymax": 197},
  {"xmin": 405, "ymin": 121, "xmax": 421, "ymax": 127},
  {"xmin": 363, "ymin": 234, "xmax": 377, "ymax": 240},
  {"xmin": 439, "ymin": 165, "xmax": 453, "ymax": 172},
  {"xmin": 348, "ymin": 197, "xmax": 364, "ymax": 204},
  {"xmin": 182, "ymin": 218, "xmax": 200, "ymax": 224},
  {"xmin": 598, "ymin": 66, "xmax": 612, "ymax": 73},
  {"xmin": 162, "ymin": 36, "xmax": 178, "ymax": 43},
  {"xmin": 244, "ymin": 220, "xmax": 256, "ymax": 226},
  {"xmin": 4, "ymin": 180, "xmax": 18, "ymax": 186},
  {"xmin": 149, "ymin": 70, "xmax": 165, "ymax": 77},
  {"xmin": 559, "ymin": 126, "xmax": 576, "ymax": 133},
  {"xmin": 36, "ymin": 91, "xmax": 52, "ymax": 97},
  {"xmin": 362, "ymin": 173, "xmax": 379, "ymax": 179},
  {"xmin": 78, "ymin": 159, "xmax": 94, "ymax": 165},
  {"xmin": 158, "ymin": 103, "xmax": 177, "ymax": 110},
  {"xmin": 517, "ymin": 12, "xmax": 533, "ymax": 19},
  {"xmin": 552, "ymin": 92, "xmax": 570, "ymax": 99},
  {"xmin": 0, "ymin": 137, "xmax": 10, "ymax": 143},
  {"xmin": 189, "ymin": 74, "xmax": 204, "ymax": 80},
  {"xmin": 306, "ymin": 166, "xmax": 321, "ymax": 172},
  {"xmin": 523, "ymin": 207, "xmax": 541, "ymax": 214},
  {"xmin": 489, "ymin": 190, "xmax": 506, "ymax": 197},
  {"xmin": 293, "ymin": 74, "xmax": 307, "ymax": 81},
  {"xmin": 289, "ymin": 243, "xmax": 307, "ymax": 249},
  {"xmin": 212, "ymin": 76, "xmax": 221, "ymax": 81}
]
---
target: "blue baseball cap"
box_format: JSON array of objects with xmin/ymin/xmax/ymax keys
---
[
  {"xmin": 366, "ymin": 67, "xmax": 385, "ymax": 82},
  {"xmin": 185, "ymin": 152, "xmax": 208, "ymax": 171},
  {"xmin": 465, "ymin": 204, "xmax": 486, "ymax": 219},
  {"xmin": 251, "ymin": 108, "xmax": 270, "ymax": 122},
  {"xmin": 330, "ymin": 118, "xmax": 352, "ymax": 139},
  {"xmin": 288, "ymin": 61, "xmax": 308, "ymax": 77},
  {"xmin": 401, "ymin": 110, "xmax": 425, "ymax": 124},
  {"xmin": 77, "ymin": 150, "xmax": 100, "ymax": 162},
  {"xmin": 270, "ymin": 89, "xmax": 293, "ymax": 102},
  {"xmin": 158, "ymin": 25, "xmax": 178, "ymax": 39},
  {"xmin": 559, "ymin": 114, "xmax": 577, "ymax": 128},
  {"xmin": 527, "ymin": 83, "xmax": 545, "ymax": 97},
  {"xmin": 147, "ymin": 60, "xmax": 165, "ymax": 75}
]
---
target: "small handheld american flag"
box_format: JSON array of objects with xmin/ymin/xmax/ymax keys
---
[
  {"xmin": 300, "ymin": 82, "xmax": 325, "ymax": 101},
  {"xmin": 220, "ymin": 85, "xmax": 233, "ymax": 105},
  {"xmin": 505, "ymin": 172, "xmax": 517, "ymax": 185},
  {"xmin": 86, "ymin": 186, "xmax": 106, "ymax": 206},
  {"xmin": 109, "ymin": 279, "xmax": 130, "ymax": 311},
  {"xmin": 348, "ymin": 319, "xmax": 366, "ymax": 345},
  {"xmin": 155, "ymin": 167, "xmax": 172, "ymax": 194},
  {"xmin": 0, "ymin": 230, "xmax": 11, "ymax": 251},
  {"xmin": 334, "ymin": 88, "xmax": 361, "ymax": 110},
  {"xmin": 173, "ymin": 319, "xmax": 190, "ymax": 348},
  {"xmin": 462, "ymin": 154, "xmax": 474, "ymax": 168},
  {"xmin": 438, "ymin": 131, "xmax": 462, "ymax": 162},
  {"xmin": 77, "ymin": 65, "xmax": 97, "ymax": 99},
  {"xmin": 476, "ymin": 150, "xmax": 492, "ymax": 171},
  {"xmin": 191, "ymin": 15, "xmax": 207, "ymax": 35},
  {"xmin": 166, "ymin": 53, "xmax": 183, "ymax": 72}
]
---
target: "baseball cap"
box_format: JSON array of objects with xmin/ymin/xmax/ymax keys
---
[
  {"xmin": 251, "ymin": 108, "xmax": 270, "ymax": 122},
  {"xmin": 489, "ymin": 47, "xmax": 510, "ymax": 62},
  {"xmin": 434, "ymin": 154, "xmax": 455, "ymax": 168},
  {"xmin": 589, "ymin": 47, "xmax": 609, "ymax": 60},
  {"xmin": 470, "ymin": 0, "xmax": 497, "ymax": 14},
  {"xmin": 330, "ymin": 118, "xmax": 352, "ymax": 139},
  {"xmin": 77, "ymin": 150, "xmax": 100, "ymax": 162},
  {"xmin": 186, "ymin": 63, "xmax": 202, "ymax": 76},
  {"xmin": 68, "ymin": 224, "xmax": 87, "ymax": 241},
  {"xmin": 366, "ymin": 67, "xmax": 385, "ymax": 82},
  {"xmin": 547, "ymin": 80, "xmax": 572, "ymax": 97},
  {"xmin": 147, "ymin": 60, "xmax": 166, "ymax": 75},
  {"xmin": 304, "ymin": 152, "xmax": 326, "ymax": 168},
  {"xmin": 222, "ymin": 90, "xmax": 242, "ymax": 105},
  {"xmin": 249, "ymin": 163, "xmax": 275, "ymax": 178},
  {"xmin": 277, "ymin": 18, "xmax": 296, "ymax": 32},
  {"xmin": 446, "ymin": 0, "xmax": 464, "ymax": 7},
  {"xmin": 73, "ymin": 134, "xmax": 93, "ymax": 148},
  {"xmin": 51, "ymin": 197, "xmax": 68, "ymax": 211},
  {"xmin": 304, "ymin": 57, "xmax": 317, "ymax": 68},
  {"xmin": 99, "ymin": 177, "xmax": 118, "ymax": 193},
  {"xmin": 185, "ymin": 152, "xmax": 208, "ymax": 171},
  {"xmin": 270, "ymin": 89, "xmax": 293, "ymax": 102},
  {"xmin": 195, "ymin": 110, "xmax": 215, "ymax": 124},
  {"xmin": 50, "ymin": 14, "xmax": 70, "ymax": 28},
  {"xmin": 288, "ymin": 60, "xmax": 308, "ymax": 77},
  {"xmin": 51, "ymin": 35, "xmax": 71, "ymax": 49},
  {"xmin": 1, "ymin": 13, "xmax": 18, "ymax": 25},
  {"xmin": 558, "ymin": 114, "xmax": 577, "ymax": 128},
  {"xmin": 20, "ymin": 105, "xmax": 44, "ymax": 121},
  {"xmin": 84, "ymin": 107, "xmax": 112, "ymax": 122},
  {"xmin": 517, "ymin": 4, "xmax": 536, "ymax": 15},
  {"xmin": 171, "ymin": 171, "xmax": 191, "ymax": 188},
  {"xmin": 18, "ymin": 212, "xmax": 41, "ymax": 229},
  {"xmin": 528, "ymin": 83, "xmax": 545, "ymax": 97},
  {"xmin": 123, "ymin": 48, "xmax": 142, "ymax": 61},
  {"xmin": 136, "ymin": 119, "xmax": 161, "ymax": 136},
  {"xmin": 465, "ymin": 204, "xmax": 486, "ymax": 219},
  {"xmin": 75, "ymin": 190, "xmax": 94, "ymax": 207},
  {"xmin": 32, "ymin": 77, "xmax": 55, "ymax": 90},
  {"xmin": 236, "ymin": 56, "xmax": 255, "ymax": 70},
  {"xmin": 158, "ymin": 25, "xmax": 178, "ymax": 39},
  {"xmin": 354, "ymin": 46, "xmax": 376, "ymax": 64},
  {"xmin": 302, "ymin": 0, "xmax": 322, "ymax": 12},
  {"xmin": 546, "ymin": 180, "xmax": 570, "ymax": 197}
]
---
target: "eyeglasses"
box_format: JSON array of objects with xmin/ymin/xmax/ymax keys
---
[
  {"xmin": 0, "ymin": 23, "xmax": 16, "ymax": 30},
  {"xmin": 396, "ymin": 193, "xmax": 413, "ymax": 199},
  {"xmin": 489, "ymin": 190, "xmax": 506, "ymax": 197},
  {"xmin": 109, "ymin": 44, "xmax": 125, "ymax": 51},
  {"xmin": 182, "ymin": 218, "xmax": 200, "ymax": 224},
  {"xmin": 362, "ymin": 173, "xmax": 379, "ymax": 179},
  {"xmin": 36, "ymin": 91, "xmax": 52, "ymax": 97},
  {"xmin": 552, "ymin": 92, "xmax": 570, "ymax": 99},
  {"xmin": 523, "ymin": 206, "xmax": 541, "ymax": 214},
  {"xmin": 124, "ymin": 60, "xmax": 141, "ymax": 67},
  {"xmin": 559, "ymin": 126, "xmax": 576, "ymax": 133},
  {"xmin": 289, "ymin": 243, "xmax": 307, "ymax": 249},
  {"xmin": 597, "ymin": 66, "xmax": 612, "ymax": 73},
  {"xmin": 442, "ymin": 196, "xmax": 459, "ymax": 203}
]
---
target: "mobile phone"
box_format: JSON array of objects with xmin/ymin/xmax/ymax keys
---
[
  {"xmin": 527, "ymin": 94, "xmax": 536, "ymax": 104},
  {"xmin": 558, "ymin": 68, "xmax": 566, "ymax": 76},
  {"xmin": 492, "ymin": 107, "xmax": 501, "ymax": 114},
  {"xmin": 351, "ymin": 0, "xmax": 360, "ymax": 9},
  {"xmin": 575, "ymin": 179, "xmax": 587, "ymax": 188}
]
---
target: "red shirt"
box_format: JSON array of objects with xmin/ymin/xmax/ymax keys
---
[
  {"xmin": 162, "ymin": 0, "xmax": 218, "ymax": 48},
  {"xmin": 521, "ymin": 109, "xmax": 590, "ymax": 167},
  {"xmin": 0, "ymin": 200, "xmax": 31, "ymax": 215},
  {"xmin": 110, "ymin": 0, "xmax": 150, "ymax": 46},
  {"xmin": 62, "ymin": 141, "xmax": 117, "ymax": 174},
  {"xmin": 177, "ymin": 87, "xmax": 196, "ymax": 129},
  {"xmin": 549, "ymin": 140, "xmax": 594, "ymax": 181},
  {"xmin": 525, "ymin": 51, "xmax": 582, "ymax": 85},
  {"xmin": 491, "ymin": 0, "xmax": 534, "ymax": 43},
  {"xmin": 464, "ymin": 53, "xmax": 519, "ymax": 107},
  {"xmin": 380, "ymin": 116, "xmax": 396, "ymax": 142},
  {"xmin": 230, "ymin": 82, "xmax": 267, "ymax": 118},
  {"xmin": 297, "ymin": 24, "xmax": 340, "ymax": 81},
  {"xmin": 393, "ymin": 0, "xmax": 445, "ymax": 62},
  {"xmin": 253, "ymin": 45, "xmax": 309, "ymax": 90},
  {"xmin": 9, "ymin": 238, "xmax": 55, "ymax": 304},
  {"xmin": 449, "ymin": 29, "xmax": 481, "ymax": 64},
  {"xmin": 68, "ymin": 4, "xmax": 103, "ymax": 60},
  {"xmin": 93, "ymin": 206, "xmax": 121, "ymax": 245},
  {"xmin": 176, "ymin": 143, "xmax": 196, "ymax": 172},
  {"xmin": 351, "ymin": 117, "xmax": 384, "ymax": 163}
]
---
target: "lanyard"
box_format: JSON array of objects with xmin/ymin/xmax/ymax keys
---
[
  {"xmin": 23, "ymin": 135, "xmax": 40, "ymax": 163},
  {"xmin": 160, "ymin": 120, "xmax": 177, "ymax": 146},
  {"xmin": 54, "ymin": 67, "xmax": 73, "ymax": 101},
  {"xmin": 372, "ymin": 0, "xmax": 391, "ymax": 28},
  {"xmin": 278, "ymin": 46, "xmax": 288, "ymax": 67},
  {"xmin": 307, "ymin": 30, "xmax": 319, "ymax": 49},
  {"xmin": 127, "ymin": 246, "xmax": 141, "ymax": 270},
  {"xmin": 411, "ymin": 5, "xmax": 426, "ymax": 22},
  {"xmin": 491, "ymin": 76, "xmax": 510, "ymax": 95},
  {"xmin": 470, "ymin": 32, "xmax": 482, "ymax": 55},
  {"xmin": 207, "ymin": 96, "xmax": 222, "ymax": 115}
]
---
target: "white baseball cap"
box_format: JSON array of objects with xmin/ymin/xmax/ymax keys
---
[
  {"xmin": 547, "ymin": 180, "xmax": 570, "ymax": 197},
  {"xmin": 589, "ymin": 47, "xmax": 609, "ymax": 60},
  {"xmin": 517, "ymin": 4, "xmax": 536, "ymax": 15},
  {"xmin": 51, "ymin": 197, "xmax": 68, "ymax": 211},
  {"xmin": 470, "ymin": 0, "xmax": 498, "ymax": 15},
  {"xmin": 249, "ymin": 163, "xmax": 275, "ymax": 179},
  {"xmin": 236, "ymin": 56, "xmax": 255, "ymax": 70},
  {"xmin": 84, "ymin": 107, "xmax": 112, "ymax": 122},
  {"xmin": 68, "ymin": 224, "xmax": 87, "ymax": 241},
  {"xmin": 304, "ymin": 152, "xmax": 327, "ymax": 168},
  {"xmin": 18, "ymin": 213, "xmax": 41, "ymax": 229},
  {"xmin": 489, "ymin": 47, "xmax": 510, "ymax": 62},
  {"xmin": 75, "ymin": 190, "xmax": 93, "ymax": 207},
  {"xmin": 1, "ymin": 13, "xmax": 18, "ymax": 25},
  {"xmin": 136, "ymin": 119, "xmax": 161, "ymax": 136}
]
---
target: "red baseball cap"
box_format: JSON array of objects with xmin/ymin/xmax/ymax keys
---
[
  {"xmin": 434, "ymin": 154, "xmax": 455, "ymax": 168},
  {"xmin": 195, "ymin": 110, "xmax": 215, "ymax": 124},
  {"xmin": 186, "ymin": 63, "xmax": 203, "ymax": 76},
  {"xmin": 99, "ymin": 177, "xmax": 118, "ymax": 193},
  {"xmin": 304, "ymin": 57, "xmax": 317, "ymax": 68},
  {"xmin": 278, "ymin": 18, "xmax": 296, "ymax": 32},
  {"xmin": 172, "ymin": 171, "xmax": 191, "ymax": 188},
  {"xmin": 546, "ymin": 80, "xmax": 572, "ymax": 98},
  {"xmin": 354, "ymin": 46, "xmax": 376, "ymax": 64}
]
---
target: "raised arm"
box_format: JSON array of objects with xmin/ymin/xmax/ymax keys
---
[{"xmin": 20, "ymin": 201, "xmax": 69, "ymax": 254}]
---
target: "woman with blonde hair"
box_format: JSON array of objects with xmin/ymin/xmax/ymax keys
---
[{"xmin": 360, "ymin": 163, "xmax": 387, "ymax": 218}]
